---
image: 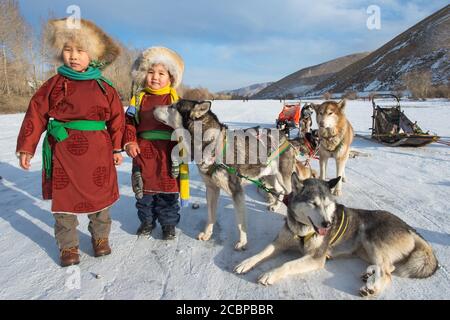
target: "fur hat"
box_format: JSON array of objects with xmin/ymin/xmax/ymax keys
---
[
  {"xmin": 131, "ymin": 47, "xmax": 184, "ymax": 88},
  {"xmin": 46, "ymin": 18, "xmax": 120, "ymax": 68}
]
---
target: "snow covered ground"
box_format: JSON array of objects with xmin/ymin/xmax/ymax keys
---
[{"xmin": 0, "ymin": 99, "xmax": 449, "ymax": 300}]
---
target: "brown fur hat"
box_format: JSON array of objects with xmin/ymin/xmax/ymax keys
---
[
  {"xmin": 46, "ymin": 18, "xmax": 120, "ymax": 68},
  {"xmin": 131, "ymin": 47, "xmax": 184, "ymax": 88}
]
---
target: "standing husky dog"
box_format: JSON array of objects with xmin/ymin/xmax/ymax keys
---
[
  {"xmin": 313, "ymin": 100, "xmax": 354, "ymax": 196},
  {"xmin": 234, "ymin": 174, "xmax": 438, "ymax": 296},
  {"xmin": 154, "ymin": 99, "xmax": 297, "ymax": 250},
  {"xmin": 299, "ymin": 103, "xmax": 314, "ymax": 137}
]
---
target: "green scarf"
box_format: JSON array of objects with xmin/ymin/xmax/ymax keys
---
[{"xmin": 57, "ymin": 65, "xmax": 114, "ymax": 93}]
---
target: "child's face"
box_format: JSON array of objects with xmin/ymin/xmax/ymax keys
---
[
  {"xmin": 62, "ymin": 42, "xmax": 90, "ymax": 72},
  {"xmin": 146, "ymin": 64, "xmax": 171, "ymax": 90}
]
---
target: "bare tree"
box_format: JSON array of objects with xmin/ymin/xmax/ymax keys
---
[
  {"xmin": 323, "ymin": 92, "xmax": 332, "ymax": 100},
  {"xmin": 0, "ymin": 0, "xmax": 30, "ymax": 95},
  {"xmin": 179, "ymin": 84, "xmax": 215, "ymax": 100},
  {"xmin": 0, "ymin": 0, "xmax": 31, "ymax": 95},
  {"xmin": 103, "ymin": 44, "xmax": 138, "ymax": 101},
  {"xmin": 403, "ymin": 71, "xmax": 432, "ymax": 100}
]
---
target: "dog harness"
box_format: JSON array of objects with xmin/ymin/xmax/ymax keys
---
[
  {"xmin": 321, "ymin": 135, "xmax": 345, "ymax": 154},
  {"xmin": 207, "ymin": 131, "xmax": 292, "ymax": 197}
]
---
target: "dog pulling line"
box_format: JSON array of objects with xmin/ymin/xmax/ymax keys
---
[{"xmin": 215, "ymin": 163, "xmax": 281, "ymax": 197}]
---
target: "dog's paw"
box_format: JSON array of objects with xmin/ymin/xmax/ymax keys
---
[
  {"xmin": 359, "ymin": 266, "xmax": 381, "ymax": 297},
  {"xmin": 258, "ymin": 271, "xmax": 278, "ymax": 286},
  {"xmin": 234, "ymin": 259, "xmax": 256, "ymax": 274},
  {"xmin": 361, "ymin": 267, "xmax": 375, "ymax": 282},
  {"xmin": 197, "ymin": 232, "xmax": 212, "ymax": 241},
  {"xmin": 359, "ymin": 285, "xmax": 377, "ymax": 297},
  {"xmin": 234, "ymin": 240, "xmax": 247, "ymax": 251}
]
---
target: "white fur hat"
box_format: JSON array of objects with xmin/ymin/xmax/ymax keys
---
[
  {"xmin": 131, "ymin": 46, "xmax": 184, "ymax": 88},
  {"xmin": 46, "ymin": 18, "xmax": 121, "ymax": 68}
]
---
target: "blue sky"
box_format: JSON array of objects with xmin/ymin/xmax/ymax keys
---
[{"xmin": 17, "ymin": 0, "xmax": 448, "ymax": 91}]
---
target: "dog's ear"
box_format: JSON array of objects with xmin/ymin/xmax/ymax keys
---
[
  {"xmin": 337, "ymin": 99, "xmax": 346, "ymax": 112},
  {"xmin": 328, "ymin": 176, "xmax": 341, "ymax": 190},
  {"xmin": 291, "ymin": 172, "xmax": 304, "ymax": 194},
  {"xmin": 190, "ymin": 101, "xmax": 211, "ymax": 119},
  {"xmin": 310, "ymin": 103, "xmax": 320, "ymax": 113}
]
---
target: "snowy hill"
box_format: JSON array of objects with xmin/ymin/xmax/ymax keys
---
[
  {"xmin": 253, "ymin": 53, "xmax": 369, "ymax": 99},
  {"xmin": 218, "ymin": 82, "xmax": 273, "ymax": 97},
  {"xmin": 0, "ymin": 99, "xmax": 450, "ymax": 299},
  {"xmin": 308, "ymin": 5, "xmax": 450, "ymax": 95}
]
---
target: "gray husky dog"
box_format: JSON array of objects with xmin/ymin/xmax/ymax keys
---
[
  {"xmin": 234, "ymin": 174, "xmax": 438, "ymax": 296},
  {"xmin": 154, "ymin": 99, "xmax": 297, "ymax": 250}
]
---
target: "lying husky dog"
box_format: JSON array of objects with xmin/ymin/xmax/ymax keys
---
[
  {"xmin": 312, "ymin": 100, "xmax": 354, "ymax": 196},
  {"xmin": 234, "ymin": 174, "xmax": 438, "ymax": 297},
  {"xmin": 154, "ymin": 99, "xmax": 297, "ymax": 250}
]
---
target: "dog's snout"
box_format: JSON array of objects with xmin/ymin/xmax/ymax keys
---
[{"xmin": 321, "ymin": 221, "xmax": 331, "ymax": 228}]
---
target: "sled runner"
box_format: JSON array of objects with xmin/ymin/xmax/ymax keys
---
[{"xmin": 371, "ymin": 94, "xmax": 440, "ymax": 147}]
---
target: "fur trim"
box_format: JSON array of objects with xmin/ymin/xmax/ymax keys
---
[
  {"xmin": 131, "ymin": 47, "xmax": 184, "ymax": 88},
  {"xmin": 46, "ymin": 18, "xmax": 120, "ymax": 68}
]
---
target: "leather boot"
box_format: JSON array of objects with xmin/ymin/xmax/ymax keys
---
[
  {"xmin": 92, "ymin": 238, "xmax": 111, "ymax": 257},
  {"xmin": 60, "ymin": 247, "xmax": 80, "ymax": 267}
]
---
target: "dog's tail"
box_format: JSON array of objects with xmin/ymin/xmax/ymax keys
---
[{"xmin": 395, "ymin": 232, "xmax": 439, "ymax": 278}]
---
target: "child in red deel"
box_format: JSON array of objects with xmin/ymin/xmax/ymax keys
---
[
  {"xmin": 16, "ymin": 18, "xmax": 125, "ymax": 267},
  {"xmin": 123, "ymin": 47, "xmax": 184, "ymax": 240}
]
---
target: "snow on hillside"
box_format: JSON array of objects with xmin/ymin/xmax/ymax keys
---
[
  {"xmin": 308, "ymin": 5, "xmax": 450, "ymax": 95},
  {"xmin": 218, "ymin": 82, "xmax": 273, "ymax": 97},
  {"xmin": 0, "ymin": 100, "xmax": 449, "ymax": 300}
]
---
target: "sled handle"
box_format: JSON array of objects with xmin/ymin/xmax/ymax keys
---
[{"xmin": 371, "ymin": 94, "xmax": 400, "ymax": 109}]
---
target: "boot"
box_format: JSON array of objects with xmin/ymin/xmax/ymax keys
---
[
  {"xmin": 136, "ymin": 221, "xmax": 156, "ymax": 236},
  {"xmin": 92, "ymin": 238, "xmax": 111, "ymax": 257},
  {"xmin": 162, "ymin": 225, "xmax": 176, "ymax": 240},
  {"xmin": 60, "ymin": 247, "xmax": 80, "ymax": 267}
]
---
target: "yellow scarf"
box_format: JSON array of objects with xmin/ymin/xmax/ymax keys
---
[
  {"xmin": 143, "ymin": 85, "xmax": 179, "ymax": 102},
  {"xmin": 129, "ymin": 85, "xmax": 179, "ymax": 125},
  {"xmin": 130, "ymin": 84, "xmax": 179, "ymax": 107}
]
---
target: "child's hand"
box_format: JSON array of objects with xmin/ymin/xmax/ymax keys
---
[
  {"xmin": 125, "ymin": 143, "xmax": 140, "ymax": 158},
  {"xmin": 113, "ymin": 153, "xmax": 123, "ymax": 166},
  {"xmin": 19, "ymin": 152, "xmax": 33, "ymax": 170}
]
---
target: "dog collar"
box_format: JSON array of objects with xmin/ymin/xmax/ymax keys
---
[
  {"xmin": 329, "ymin": 208, "xmax": 349, "ymax": 245},
  {"xmin": 294, "ymin": 208, "xmax": 348, "ymax": 246},
  {"xmin": 294, "ymin": 232, "xmax": 315, "ymax": 244}
]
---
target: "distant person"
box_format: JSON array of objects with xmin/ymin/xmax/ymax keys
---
[{"xmin": 16, "ymin": 18, "xmax": 125, "ymax": 267}]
